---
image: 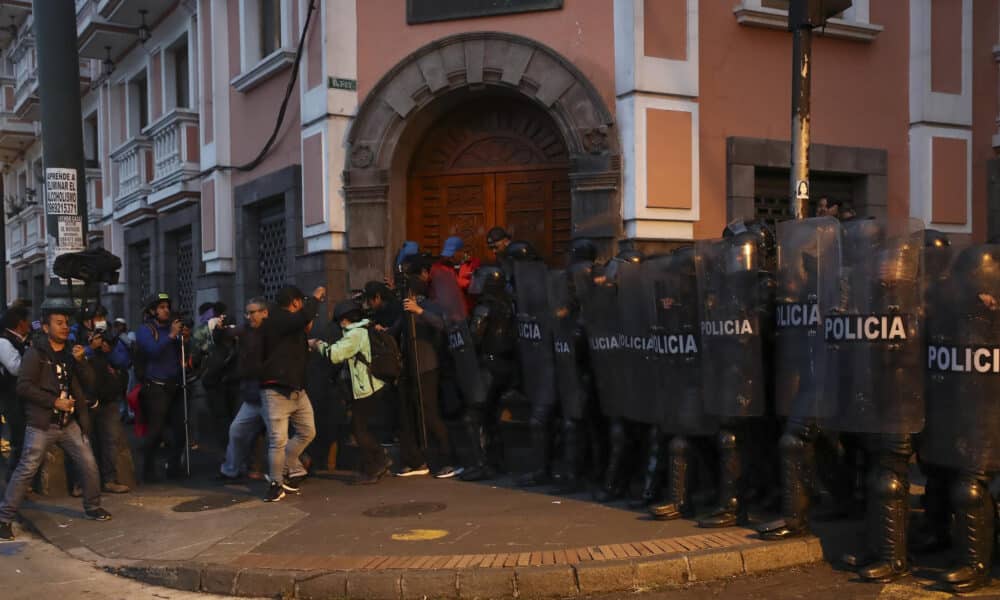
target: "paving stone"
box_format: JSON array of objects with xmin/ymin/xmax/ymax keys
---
[
  {"xmin": 634, "ymin": 556, "xmax": 690, "ymax": 588},
  {"xmin": 234, "ymin": 567, "xmax": 296, "ymax": 597},
  {"xmin": 348, "ymin": 570, "xmax": 402, "ymax": 600},
  {"xmin": 458, "ymin": 568, "xmax": 515, "ymax": 600},
  {"xmin": 200, "ymin": 563, "xmax": 239, "ymax": 595},
  {"xmin": 686, "ymin": 549, "xmax": 745, "ymax": 582},
  {"xmin": 297, "ymin": 571, "xmax": 349, "ymax": 599},
  {"xmin": 402, "ymin": 569, "xmax": 458, "ymax": 599},
  {"xmin": 574, "ymin": 560, "xmax": 636, "ymax": 595},
  {"xmin": 514, "ymin": 565, "xmax": 578, "ymax": 598}
]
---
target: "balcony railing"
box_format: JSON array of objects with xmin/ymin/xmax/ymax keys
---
[
  {"xmin": 110, "ymin": 135, "xmax": 153, "ymax": 208},
  {"xmin": 144, "ymin": 108, "xmax": 200, "ymax": 190}
]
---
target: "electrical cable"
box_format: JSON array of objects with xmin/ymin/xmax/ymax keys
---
[{"xmin": 183, "ymin": 0, "xmax": 316, "ymax": 182}]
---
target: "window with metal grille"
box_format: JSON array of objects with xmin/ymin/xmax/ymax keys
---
[
  {"xmin": 132, "ymin": 241, "xmax": 152, "ymax": 307},
  {"xmin": 753, "ymin": 168, "xmax": 857, "ymax": 228},
  {"xmin": 257, "ymin": 204, "xmax": 286, "ymax": 301},
  {"xmin": 175, "ymin": 236, "xmax": 194, "ymax": 315}
]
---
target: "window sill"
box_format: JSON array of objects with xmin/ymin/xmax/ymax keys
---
[
  {"xmin": 231, "ymin": 49, "xmax": 296, "ymax": 93},
  {"xmin": 733, "ymin": 6, "xmax": 883, "ymax": 42}
]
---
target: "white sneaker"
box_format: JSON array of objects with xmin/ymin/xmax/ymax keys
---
[
  {"xmin": 395, "ymin": 465, "xmax": 431, "ymax": 477},
  {"xmin": 434, "ymin": 466, "xmax": 463, "ymax": 479}
]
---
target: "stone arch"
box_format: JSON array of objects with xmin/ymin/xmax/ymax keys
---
[{"xmin": 343, "ymin": 31, "xmax": 620, "ymax": 284}]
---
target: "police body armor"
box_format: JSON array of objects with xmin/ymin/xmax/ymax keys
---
[
  {"xmin": 513, "ymin": 260, "xmax": 556, "ymax": 412},
  {"xmin": 642, "ymin": 250, "xmax": 713, "ymax": 434},
  {"xmin": 446, "ymin": 318, "xmax": 487, "ymax": 409},
  {"xmin": 923, "ymin": 244, "xmax": 1000, "ymax": 473},
  {"xmin": 695, "ymin": 235, "xmax": 770, "ymax": 418},
  {"xmin": 823, "ymin": 218, "xmax": 924, "ymax": 435},
  {"xmin": 774, "ymin": 217, "xmax": 842, "ymax": 420},
  {"xmin": 548, "ymin": 269, "xmax": 588, "ymax": 421},
  {"xmin": 616, "ymin": 256, "xmax": 657, "ymax": 425},
  {"xmin": 577, "ymin": 265, "xmax": 624, "ymax": 419}
]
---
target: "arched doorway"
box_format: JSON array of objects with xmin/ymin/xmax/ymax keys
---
[
  {"xmin": 344, "ymin": 32, "xmax": 619, "ymax": 286},
  {"xmin": 406, "ymin": 97, "xmax": 571, "ymax": 263}
]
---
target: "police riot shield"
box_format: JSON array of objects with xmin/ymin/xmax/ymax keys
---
[
  {"xmin": 576, "ymin": 265, "xmax": 624, "ymax": 418},
  {"xmin": 513, "ymin": 260, "xmax": 556, "ymax": 411},
  {"xmin": 922, "ymin": 244, "xmax": 1000, "ymax": 472},
  {"xmin": 823, "ymin": 218, "xmax": 924, "ymax": 434},
  {"xmin": 643, "ymin": 251, "xmax": 715, "ymax": 433},
  {"xmin": 695, "ymin": 236, "xmax": 768, "ymax": 418},
  {"xmin": 445, "ymin": 318, "xmax": 486, "ymax": 408},
  {"xmin": 774, "ymin": 217, "xmax": 842, "ymax": 419},
  {"xmin": 617, "ymin": 258, "xmax": 657, "ymax": 424},
  {"xmin": 547, "ymin": 269, "xmax": 587, "ymax": 420}
]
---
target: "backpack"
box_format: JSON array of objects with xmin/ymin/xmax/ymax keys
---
[{"xmin": 356, "ymin": 325, "xmax": 403, "ymax": 384}]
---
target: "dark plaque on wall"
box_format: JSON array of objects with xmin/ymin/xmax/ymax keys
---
[{"xmin": 407, "ymin": 0, "xmax": 563, "ymax": 24}]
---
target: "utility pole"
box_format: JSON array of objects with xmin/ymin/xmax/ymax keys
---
[
  {"xmin": 32, "ymin": 0, "xmax": 89, "ymax": 296},
  {"xmin": 788, "ymin": 0, "xmax": 852, "ymax": 220}
]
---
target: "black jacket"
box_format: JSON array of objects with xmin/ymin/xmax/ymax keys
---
[
  {"xmin": 18, "ymin": 341, "xmax": 96, "ymax": 433},
  {"xmin": 258, "ymin": 297, "xmax": 318, "ymax": 391}
]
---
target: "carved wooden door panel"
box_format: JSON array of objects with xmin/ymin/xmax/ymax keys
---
[
  {"xmin": 496, "ymin": 170, "xmax": 571, "ymax": 263},
  {"xmin": 408, "ymin": 174, "xmax": 495, "ymax": 260}
]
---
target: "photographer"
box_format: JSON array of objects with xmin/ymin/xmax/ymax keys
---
[
  {"xmin": 83, "ymin": 328, "xmax": 131, "ymax": 494},
  {"xmin": 135, "ymin": 293, "xmax": 187, "ymax": 481},
  {"xmin": 218, "ymin": 297, "xmax": 268, "ymax": 481},
  {"xmin": 193, "ymin": 302, "xmax": 240, "ymax": 449},
  {"xmin": 0, "ymin": 303, "xmax": 111, "ymax": 541}
]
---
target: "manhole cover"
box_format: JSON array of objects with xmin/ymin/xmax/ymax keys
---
[
  {"xmin": 172, "ymin": 495, "xmax": 251, "ymax": 513},
  {"xmin": 363, "ymin": 502, "xmax": 446, "ymax": 518}
]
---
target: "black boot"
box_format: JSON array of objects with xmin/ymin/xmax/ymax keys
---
[
  {"xmin": 553, "ymin": 419, "xmax": 585, "ymax": 495},
  {"xmin": 461, "ymin": 408, "xmax": 496, "ymax": 482},
  {"xmin": 630, "ymin": 427, "xmax": 664, "ymax": 508},
  {"xmin": 516, "ymin": 419, "xmax": 550, "ymax": 487},
  {"xmin": 857, "ymin": 459, "xmax": 910, "ymax": 583},
  {"xmin": 910, "ymin": 465, "xmax": 952, "ymax": 554},
  {"xmin": 940, "ymin": 474, "xmax": 994, "ymax": 593},
  {"xmin": 650, "ymin": 435, "xmax": 694, "ymax": 521},
  {"xmin": 699, "ymin": 429, "xmax": 747, "ymax": 528},
  {"xmin": 759, "ymin": 431, "xmax": 811, "ymax": 541},
  {"xmin": 594, "ymin": 419, "xmax": 627, "ymax": 503}
]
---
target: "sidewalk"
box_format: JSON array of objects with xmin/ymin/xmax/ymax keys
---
[{"xmin": 11, "ymin": 471, "xmax": 835, "ymax": 599}]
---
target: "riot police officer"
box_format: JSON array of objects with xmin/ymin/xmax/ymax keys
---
[
  {"xmin": 695, "ymin": 220, "xmax": 777, "ymax": 528},
  {"xmin": 460, "ymin": 265, "xmax": 518, "ymax": 482}
]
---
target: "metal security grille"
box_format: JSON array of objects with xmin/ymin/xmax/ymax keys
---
[
  {"xmin": 175, "ymin": 237, "xmax": 194, "ymax": 315},
  {"xmin": 136, "ymin": 242, "xmax": 152, "ymax": 304},
  {"xmin": 257, "ymin": 205, "xmax": 286, "ymax": 300},
  {"xmin": 753, "ymin": 168, "xmax": 856, "ymax": 228}
]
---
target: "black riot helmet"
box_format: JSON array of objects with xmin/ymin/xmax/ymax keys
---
[
  {"xmin": 723, "ymin": 219, "xmax": 775, "ymax": 271},
  {"xmin": 505, "ymin": 240, "xmax": 539, "ymax": 262},
  {"xmin": 469, "ymin": 265, "xmax": 506, "ymax": 296},
  {"xmin": 924, "ymin": 229, "xmax": 951, "ymax": 249},
  {"xmin": 924, "ymin": 229, "xmax": 953, "ymax": 281},
  {"xmin": 568, "ymin": 238, "xmax": 597, "ymax": 264},
  {"xmin": 604, "ymin": 248, "xmax": 643, "ymax": 281}
]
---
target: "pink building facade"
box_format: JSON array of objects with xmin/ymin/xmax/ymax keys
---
[{"xmin": 0, "ymin": 0, "xmax": 994, "ymax": 319}]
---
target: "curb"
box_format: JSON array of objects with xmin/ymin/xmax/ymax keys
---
[{"xmin": 108, "ymin": 537, "xmax": 825, "ymax": 599}]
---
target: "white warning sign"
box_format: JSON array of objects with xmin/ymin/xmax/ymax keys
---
[
  {"xmin": 45, "ymin": 167, "xmax": 78, "ymax": 215},
  {"xmin": 57, "ymin": 215, "xmax": 84, "ymax": 250}
]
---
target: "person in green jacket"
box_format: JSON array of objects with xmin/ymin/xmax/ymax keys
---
[{"xmin": 309, "ymin": 300, "xmax": 392, "ymax": 485}]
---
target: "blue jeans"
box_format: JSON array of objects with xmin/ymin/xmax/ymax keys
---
[
  {"xmin": 0, "ymin": 422, "xmax": 102, "ymax": 523},
  {"xmin": 220, "ymin": 402, "xmax": 265, "ymax": 478},
  {"xmin": 261, "ymin": 388, "xmax": 315, "ymax": 482}
]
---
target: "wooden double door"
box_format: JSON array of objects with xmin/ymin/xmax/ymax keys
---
[{"xmin": 407, "ymin": 168, "xmax": 571, "ymax": 265}]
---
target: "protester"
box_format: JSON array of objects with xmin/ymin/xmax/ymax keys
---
[
  {"xmin": 392, "ymin": 256, "xmax": 461, "ymax": 479},
  {"xmin": 310, "ymin": 300, "xmax": 392, "ymax": 485},
  {"xmin": 258, "ymin": 285, "xmax": 326, "ymax": 502},
  {"xmin": 218, "ymin": 297, "xmax": 268, "ymax": 482},
  {"xmin": 0, "ymin": 305, "xmax": 31, "ymax": 480},
  {"xmin": 135, "ymin": 293, "xmax": 186, "ymax": 481},
  {"xmin": 0, "ymin": 303, "xmax": 111, "ymax": 541}
]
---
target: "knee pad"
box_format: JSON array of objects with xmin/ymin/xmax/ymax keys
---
[
  {"xmin": 668, "ymin": 435, "xmax": 690, "ymax": 456},
  {"xmin": 779, "ymin": 431, "xmax": 806, "ymax": 455},
  {"xmin": 608, "ymin": 420, "xmax": 627, "ymax": 446},
  {"xmin": 874, "ymin": 469, "xmax": 907, "ymax": 501},
  {"xmin": 951, "ymin": 476, "xmax": 989, "ymax": 510},
  {"xmin": 717, "ymin": 430, "xmax": 738, "ymax": 451},
  {"xmin": 563, "ymin": 418, "xmax": 581, "ymax": 437}
]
